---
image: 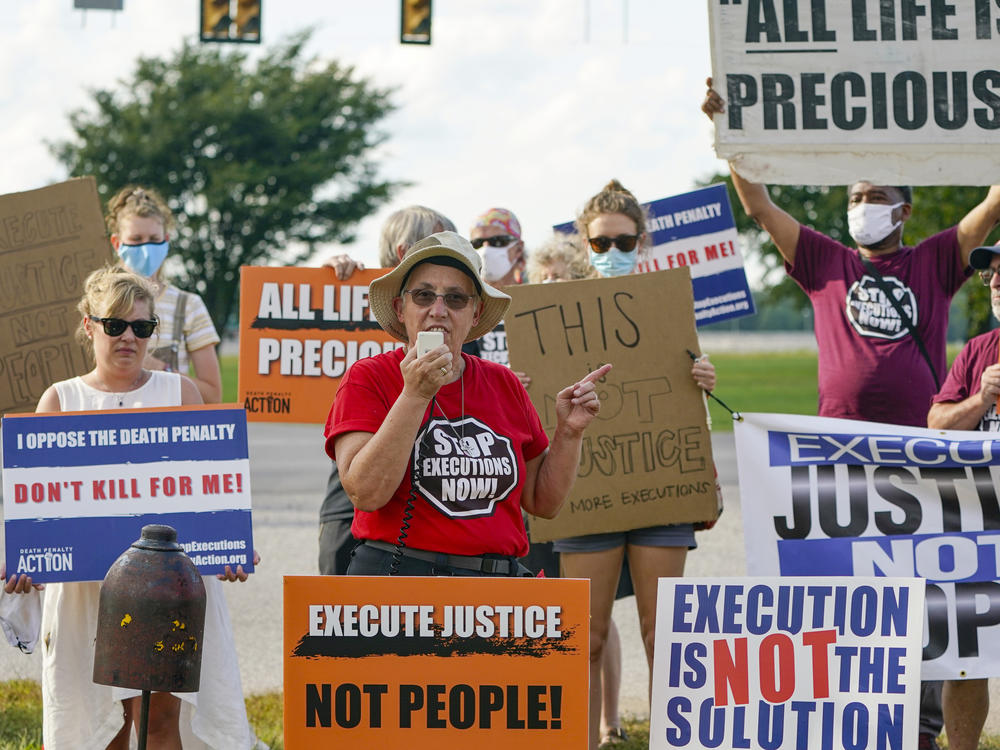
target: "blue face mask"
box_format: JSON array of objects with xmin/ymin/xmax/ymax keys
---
[
  {"xmin": 118, "ymin": 241, "xmax": 169, "ymax": 278},
  {"xmin": 589, "ymin": 247, "xmax": 638, "ymax": 278}
]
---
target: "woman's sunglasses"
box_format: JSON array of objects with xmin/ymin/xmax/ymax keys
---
[
  {"xmin": 403, "ymin": 289, "xmax": 476, "ymax": 310},
  {"xmin": 587, "ymin": 234, "xmax": 640, "ymax": 254},
  {"xmin": 470, "ymin": 235, "xmax": 515, "ymax": 249},
  {"xmin": 90, "ymin": 316, "xmax": 158, "ymax": 338}
]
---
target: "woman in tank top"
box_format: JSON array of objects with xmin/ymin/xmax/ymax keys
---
[{"xmin": 23, "ymin": 266, "xmax": 260, "ymax": 750}]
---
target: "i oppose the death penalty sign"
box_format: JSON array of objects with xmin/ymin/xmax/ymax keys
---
[
  {"xmin": 283, "ymin": 576, "xmax": 588, "ymax": 749},
  {"xmin": 2, "ymin": 405, "xmax": 254, "ymax": 581}
]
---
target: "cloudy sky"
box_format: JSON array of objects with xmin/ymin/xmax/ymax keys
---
[{"xmin": 1, "ymin": 0, "xmax": 724, "ymax": 267}]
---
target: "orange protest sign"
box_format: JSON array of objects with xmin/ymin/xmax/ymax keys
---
[
  {"xmin": 237, "ymin": 266, "xmax": 402, "ymax": 422},
  {"xmin": 283, "ymin": 575, "xmax": 589, "ymax": 748}
]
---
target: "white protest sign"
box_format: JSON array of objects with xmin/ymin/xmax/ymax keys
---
[
  {"xmin": 735, "ymin": 412, "xmax": 1000, "ymax": 680},
  {"xmin": 709, "ymin": 2, "xmax": 1000, "ymax": 184},
  {"xmin": 650, "ymin": 576, "xmax": 924, "ymax": 750}
]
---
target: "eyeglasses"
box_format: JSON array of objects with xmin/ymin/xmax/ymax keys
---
[
  {"xmin": 89, "ymin": 316, "xmax": 158, "ymax": 338},
  {"xmin": 403, "ymin": 289, "xmax": 476, "ymax": 310},
  {"xmin": 470, "ymin": 235, "xmax": 515, "ymax": 249},
  {"xmin": 587, "ymin": 234, "xmax": 640, "ymax": 254},
  {"xmin": 979, "ymin": 267, "xmax": 1000, "ymax": 286}
]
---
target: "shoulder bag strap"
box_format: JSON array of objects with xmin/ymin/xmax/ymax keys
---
[
  {"xmin": 859, "ymin": 256, "xmax": 940, "ymax": 390},
  {"xmin": 172, "ymin": 291, "xmax": 188, "ymax": 349}
]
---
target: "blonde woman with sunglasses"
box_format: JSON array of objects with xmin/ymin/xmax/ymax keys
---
[
  {"xmin": 30, "ymin": 266, "xmax": 260, "ymax": 749},
  {"xmin": 555, "ymin": 180, "xmax": 717, "ymax": 750}
]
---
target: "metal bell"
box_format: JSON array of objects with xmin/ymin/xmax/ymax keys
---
[{"xmin": 93, "ymin": 524, "xmax": 207, "ymax": 693}]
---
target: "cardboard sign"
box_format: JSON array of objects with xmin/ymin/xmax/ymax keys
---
[
  {"xmin": 708, "ymin": 2, "xmax": 1000, "ymax": 185},
  {"xmin": 0, "ymin": 177, "xmax": 114, "ymax": 414},
  {"xmin": 555, "ymin": 185, "xmax": 754, "ymax": 326},
  {"xmin": 736, "ymin": 412, "xmax": 1000, "ymax": 680},
  {"xmin": 650, "ymin": 576, "xmax": 925, "ymax": 750},
  {"xmin": 283, "ymin": 575, "xmax": 589, "ymax": 748},
  {"xmin": 238, "ymin": 266, "xmax": 403, "ymax": 423},
  {"xmin": 505, "ymin": 269, "xmax": 718, "ymax": 542},
  {"xmin": 2, "ymin": 405, "xmax": 254, "ymax": 581}
]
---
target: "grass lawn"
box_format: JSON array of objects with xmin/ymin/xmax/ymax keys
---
[
  {"xmin": 704, "ymin": 351, "xmax": 818, "ymax": 431},
  {"xmin": 4, "ymin": 681, "xmax": 1000, "ymax": 749},
  {"xmin": 220, "ymin": 351, "xmax": 822, "ymax": 432}
]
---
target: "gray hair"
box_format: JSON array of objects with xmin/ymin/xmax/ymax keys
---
[
  {"xmin": 527, "ymin": 232, "xmax": 594, "ymax": 283},
  {"xmin": 378, "ymin": 205, "xmax": 456, "ymax": 267}
]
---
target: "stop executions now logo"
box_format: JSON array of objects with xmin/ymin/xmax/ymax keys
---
[
  {"xmin": 413, "ymin": 416, "xmax": 518, "ymax": 518},
  {"xmin": 846, "ymin": 275, "xmax": 916, "ymax": 341}
]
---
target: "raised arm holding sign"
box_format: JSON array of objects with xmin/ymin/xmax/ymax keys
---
[{"xmin": 704, "ymin": 80, "xmax": 1000, "ymax": 429}]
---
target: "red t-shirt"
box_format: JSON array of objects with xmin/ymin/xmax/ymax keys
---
[
  {"xmin": 325, "ymin": 349, "xmax": 549, "ymax": 557},
  {"xmin": 787, "ymin": 225, "xmax": 968, "ymax": 427},
  {"xmin": 932, "ymin": 329, "xmax": 1000, "ymax": 431}
]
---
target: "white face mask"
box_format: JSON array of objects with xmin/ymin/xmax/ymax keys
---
[
  {"xmin": 479, "ymin": 243, "xmax": 515, "ymax": 282},
  {"xmin": 847, "ymin": 202, "xmax": 904, "ymax": 247}
]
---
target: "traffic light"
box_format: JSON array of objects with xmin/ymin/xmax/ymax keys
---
[
  {"xmin": 200, "ymin": 0, "xmax": 230, "ymax": 40},
  {"xmin": 234, "ymin": 0, "xmax": 261, "ymax": 42},
  {"xmin": 200, "ymin": 0, "xmax": 261, "ymax": 44},
  {"xmin": 400, "ymin": 0, "xmax": 431, "ymax": 45}
]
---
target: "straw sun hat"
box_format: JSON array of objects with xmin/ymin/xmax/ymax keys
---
[{"xmin": 368, "ymin": 230, "xmax": 511, "ymax": 343}]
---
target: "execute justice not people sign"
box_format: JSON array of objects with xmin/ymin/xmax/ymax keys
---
[
  {"xmin": 283, "ymin": 576, "xmax": 589, "ymax": 748},
  {"xmin": 505, "ymin": 268, "xmax": 718, "ymax": 542},
  {"xmin": 709, "ymin": 1, "xmax": 1000, "ymax": 184}
]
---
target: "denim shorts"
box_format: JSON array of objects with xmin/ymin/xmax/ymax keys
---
[{"xmin": 551, "ymin": 523, "xmax": 696, "ymax": 553}]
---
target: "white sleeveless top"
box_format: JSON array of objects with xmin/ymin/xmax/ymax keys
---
[
  {"xmin": 40, "ymin": 370, "xmax": 257, "ymax": 749},
  {"xmin": 53, "ymin": 370, "xmax": 181, "ymax": 411}
]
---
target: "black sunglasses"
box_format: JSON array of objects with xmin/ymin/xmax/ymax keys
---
[
  {"xmin": 979, "ymin": 267, "xmax": 1000, "ymax": 286},
  {"xmin": 470, "ymin": 235, "xmax": 515, "ymax": 249},
  {"xmin": 587, "ymin": 234, "xmax": 640, "ymax": 254},
  {"xmin": 90, "ymin": 316, "xmax": 158, "ymax": 338},
  {"xmin": 404, "ymin": 289, "xmax": 476, "ymax": 310}
]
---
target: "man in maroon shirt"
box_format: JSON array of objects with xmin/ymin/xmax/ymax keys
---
[
  {"xmin": 703, "ymin": 79, "xmax": 1000, "ymax": 750},
  {"xmin": 927, "ymin": 241, "xmax": 1000, "ymax": 750}
]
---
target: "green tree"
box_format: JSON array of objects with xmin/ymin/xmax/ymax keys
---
[
  {"xmin": 698, "ymin": 173, "xmax": 999, "ymax": 338},
  {"xmin": 52, "ymin": 31, "xmax": 400, "ymax": 330}
]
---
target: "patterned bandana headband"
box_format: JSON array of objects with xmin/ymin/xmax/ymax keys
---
[{"xmin": 471, "ymin": 208, "xmax": 522, "ymax": 240}]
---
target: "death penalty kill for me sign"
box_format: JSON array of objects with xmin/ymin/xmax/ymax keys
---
[
  {"xmin": 505, "ymin": 268, "xmax": 718, "ymax": 543},
  {"xmin": 283, "ymin": 575, "xmax": 589, "ymax": 749},
  {"xmin": 708, "ymin": 1, "xmax": 1000, "ymax": 185},
  {"xmin": 2, "ymin": 405, "xmax": 255, "ymax": 582},
  {"xmin": 238, "ymin": 266, "xmax": 402, "ymax": 423},
  {"xmin": 0, "ymin": 177, "xmax": 114, "ymax": 414}
]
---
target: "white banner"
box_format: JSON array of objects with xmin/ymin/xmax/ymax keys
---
[
  {"xmin": 650, "ymin": 576, "xmax": 924, "ymax": 750},
  {"xmin": 708, "ymin": 1, "xmax": 1000, "ymax": 184},
  {"xmin": 735, "ymin": 412, "xmax": 1000, "ymax": 680}
]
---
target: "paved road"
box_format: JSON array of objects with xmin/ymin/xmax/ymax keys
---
[{"xmin": 4, "ymin": 424, "xmax": 999, "ymax": 734}]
